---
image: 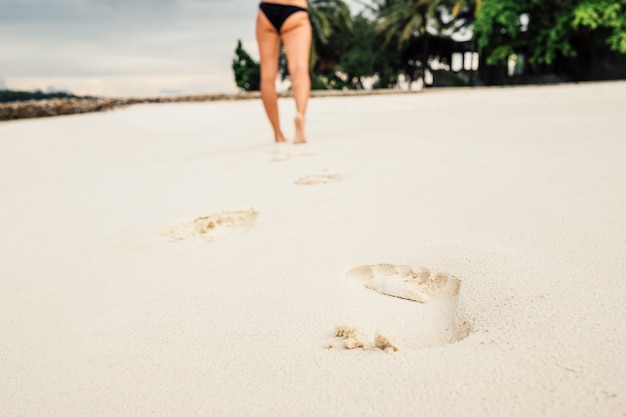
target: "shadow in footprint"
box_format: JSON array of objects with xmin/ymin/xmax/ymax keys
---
[
  {"xmin": 328, "ymin": 263, "xmax": 469, "ymax": 352},
  {"xmin": 164, "ymin": 209, "xmax": 258, "ymax": 242}
]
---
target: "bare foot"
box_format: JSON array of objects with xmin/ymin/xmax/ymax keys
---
[
  {"xmin": 293, "ymin": 113, "xmax": 307, "ymax": 144},
  {"xmin": 275, "ymin": 132, "xmax": 288, "ymax": 144}
]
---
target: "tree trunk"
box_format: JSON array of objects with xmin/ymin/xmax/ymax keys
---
[
  {"xmin": 421, "ymin": 13, "xmax": 429, "ymax": 88},
  {"xmin": 469, "ymin": 38, "xmax": 476, "ymax": 86}
]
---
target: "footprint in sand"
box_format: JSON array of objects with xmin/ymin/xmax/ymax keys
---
[
  {"xmin": 327, "ymin": 264, "xmax": 469, "ymax": 352},
  {"xmin": 346, "ymin": 264, "xmax": 461, "ymax": 303},
  {"xmin": 165, "ymin": 209, "xmax": 258, "ymax": 242},
  {"xmin": 295, "ymin": 173, "xmax": 341, "ymax": 185},
  {"xmin": 265, "ymin": 144, "xmax": 316, "ymax": 162}
]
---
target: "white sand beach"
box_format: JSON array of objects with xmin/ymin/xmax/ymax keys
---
[{"xmin": 1, "ymin": 82, "xmax": 625, "ymax": 416}]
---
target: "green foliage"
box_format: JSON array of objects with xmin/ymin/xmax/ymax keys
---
[
  {"xmin": 338, "ymin": 16, "xmax": 379, "ymax": 88},
  {"xmin": 473, "ymin": 0, "xmax": 526, "ymax": 65},
  {"xmin": 475, "ymin": 0, "xmax": 626, "ymax": 68},
  {"xmin": 232, "ymin": 40, "xmax": 260, "ymax": 91},
  {"xmin": 308, "ymin": 0, "xmax": 354, "ymax": 74},
  {"xmin": 311, "ymin": 73, "xmax": 351, "ymax": 89},
  {"xmin": 571, "ymin": 0, "xmax": 620, "ymax": 30},
  {"xmin": 373, "ymin": 67, "xmax": 400, "ymax": 88},
  {"xmin": 534, "ymin": 10, "xmax": 576, "ymax": 65},
  {"xmin": 608, "ymin": 30, "xmax": 626, "ymax": 53},
  {"xmin": 569, "ymin": 0, "xmax": 626, "ymax": 53},
  {"xmin": 374, "ymin": 0, "xmax": 436, "ymax": 48},
  {"xmin": 534, "ymin": 0, "xmax": 626, "ymax": 65},
  {"xmin": 309, "ymin": 0, "xmax": 353, "ymax": 44}
]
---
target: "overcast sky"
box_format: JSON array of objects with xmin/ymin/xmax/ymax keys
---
[{"xmin": 0, "ymin": 0, "xmax": 361, "ymax": 97}]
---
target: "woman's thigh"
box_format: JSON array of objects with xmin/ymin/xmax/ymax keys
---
[
  {"xmin": 256, "ymin": 11, "xmax": 281, "ymax": 77},
  {"xmin": 280, "ymin": 12, "xmax": 312, "ymax": 70}
]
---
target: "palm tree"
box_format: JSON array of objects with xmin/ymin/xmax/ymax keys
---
[
  {"xmin": 307, "ymin": 0, "xmax": 353, "ymax": 74},
  {"xmin": 373, "ymin": 0, "xmax": 451, "ymax": 87}
]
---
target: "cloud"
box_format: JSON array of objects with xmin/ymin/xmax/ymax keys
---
[
  {"xmin": 0, "ymin": 0, "xmax": 363, "ymax": 95},
  {"xmin": 0, "ymin": 0, "xmax": 258, "ymax": 94},
  {"xmin": 0, "ymin": 0, "xmax": 248, "ymax": 25}
]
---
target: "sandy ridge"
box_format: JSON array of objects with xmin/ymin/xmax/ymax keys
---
[{"xmin": 0, "ymin": 88, "xmax": 419, "ymax": 122}]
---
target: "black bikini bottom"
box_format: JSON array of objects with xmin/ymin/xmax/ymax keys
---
[{"xmin": 259, "ymin": 2, "xmax": 308, "ymax": 33}]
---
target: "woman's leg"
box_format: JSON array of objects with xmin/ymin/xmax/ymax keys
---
[
  {"xmin": 256, "ymin": 11, "xmax": 286, "ymax": 143},
  {"xmin": 281, "ymin": 12, "xmax": 312, "ymax": 144}
]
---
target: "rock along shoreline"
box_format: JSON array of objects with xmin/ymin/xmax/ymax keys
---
[{"xmin": 0, "ymin": 89, "xmax": 418, "ymax": 122}]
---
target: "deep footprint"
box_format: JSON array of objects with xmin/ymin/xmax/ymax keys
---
[
  {"xmin": 328, "ymin": 325, "xmax": 399, "ymax": 353},
  {"xmin": 165, "ymin": 209, "xmax": 258, "ymax": 242},
  {"xmin": 329, "ymin": 263, "xmax": 469, "ymax": 351},
  {"xmin": 346, "ymin": 263, "xmax": 461, "ymax": 303}
]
